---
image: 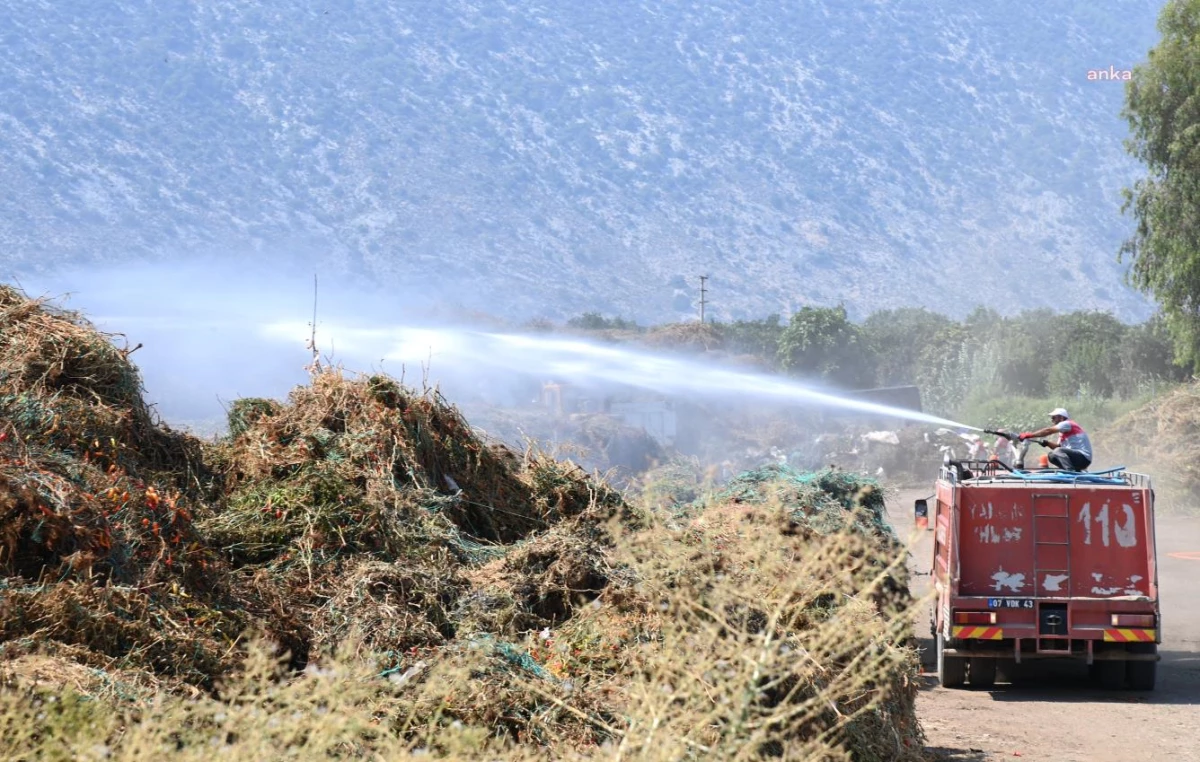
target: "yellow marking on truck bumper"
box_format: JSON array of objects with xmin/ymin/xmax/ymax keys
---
[
  {"xmin": 1103, "ymin": 628, "xmax": 1156, "ymax": 643},
  {"xmin": 952, "ymin": 626, "xmax": 1003, "ymax": 640}
]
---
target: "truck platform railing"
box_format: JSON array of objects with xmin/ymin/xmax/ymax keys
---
[{"xmin": 939, "ymin": 460, "xmax": 1151, "ymax": 488}]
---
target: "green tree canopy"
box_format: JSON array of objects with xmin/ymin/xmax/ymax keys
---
[
  {"xmin": 861, "ymin": 307, "xmax": 953, "ymax": 386},
  {"xmin": 717, "ymin": 314, "xmax": 785, "ymax": 366},
  {"xmin": 566, "ymin": 312, "xmax": 641, "ymax": 331},
  {"xmin": 1122, "ymin": 0, "xmax": 1200, "ymax": 369},
  {"xmin": 776, "ymin": 306, "xmax": 875, "ymax": 388}
]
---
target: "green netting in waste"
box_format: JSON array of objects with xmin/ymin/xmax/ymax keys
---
[{"xmin": 709, "ymin": 464, "xmax": 894, "ymax": 539}]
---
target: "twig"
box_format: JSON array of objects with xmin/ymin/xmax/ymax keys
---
[{"xmin": 519, "ymin": 679, "xmax": 626, "ymax": 738}]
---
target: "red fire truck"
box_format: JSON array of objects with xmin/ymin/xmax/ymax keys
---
[{"xmin": 919, "ymin": 451, "xmax": 1160, "ymax": 690}]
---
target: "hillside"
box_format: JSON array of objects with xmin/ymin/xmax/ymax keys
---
[{"xmin": 1, "ymin": 0, "xmax": 1162, "ymax": 320}]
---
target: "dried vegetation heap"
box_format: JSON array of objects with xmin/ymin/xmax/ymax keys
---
[
  {"xmin": 0, "ymin": 285, "xmax": 923, "ymax": 761},
  {"xmin": 641, "ymin": 321, "xmax": 725, "ymax": 352},
  {"xmin": 1100, "ymin": 382, "xmax": 1200, "ymax": 512},
  {"xmin": 0, "ymin": 286, "xmax": 231, "ymax": 685},
  {"xmin": 0, "ymin": 285, "xmax": 627, "ymax": 686}
]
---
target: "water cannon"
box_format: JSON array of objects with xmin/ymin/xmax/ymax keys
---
[{"xmin": 985, "ymin": 429, "xmax": 1053, "ymax": 447}]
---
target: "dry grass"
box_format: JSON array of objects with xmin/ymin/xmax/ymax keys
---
[
  {"xmin": 629, "ymin": 455, "xmax": 713, "ymax": 512},
  {"xmin": 1099, "ymin": 382, "xmax": 1200, "ymax": 513},
  {"xmin": 641, "ymin": 322, "xmax": 725, "ymax": 352},
  {"xmin": 1, "ymin": 505, "xmax": 924, "ymax": 761}
]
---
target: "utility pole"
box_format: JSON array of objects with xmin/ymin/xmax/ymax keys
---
[
  {"xmin": 308, "ymin": 274, "xmax": 320, "ymax": 370},
  {"xmin": 698, "ymin": 275, "xmax": 708, "ymax": 323}
]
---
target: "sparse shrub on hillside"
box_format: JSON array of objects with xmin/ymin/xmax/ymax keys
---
[{"xmin": 522, "ymin": 316, "xmax": 555, "ymax": 332}]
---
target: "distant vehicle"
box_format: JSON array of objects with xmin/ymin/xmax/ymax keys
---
[{"xmin": 919, "ymin": 452, "xmax": 1160, "ymax": 690}]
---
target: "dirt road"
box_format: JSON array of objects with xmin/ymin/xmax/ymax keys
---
[{"xmin": 886, "ymin": 487, "xmax": 1200, "ymax": 762}]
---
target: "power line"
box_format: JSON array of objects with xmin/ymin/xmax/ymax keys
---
[{"xmin": 699, "ymin": 275, "xmax": 708, "ymax": 323}]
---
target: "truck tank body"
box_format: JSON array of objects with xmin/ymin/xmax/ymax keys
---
[{"xmin": 945, "ymin": 482, "xmax": 1155, "ymax": 602}]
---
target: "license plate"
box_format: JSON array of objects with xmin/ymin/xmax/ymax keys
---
[{"xmin": 987, "ymin": 598, "xmax": 1034, "ymax": 609}]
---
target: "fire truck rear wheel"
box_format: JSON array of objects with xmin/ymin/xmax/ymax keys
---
[
  {"xmin": 994, "ymin": 657, "xmax": 1017, "ymax": 684},
  {"xmin": 1095, "ymin": 657, "xmax": 1126, "ymax": 690},
  {"xmin": 937, "ymin": 633, "xmax": 965, "ymax": 688},
  {"xmin": 968, "ymin": 656, "xmax": 996, "ymax": 689},
  {"xmin": 1127, "ymin": 643, "xmax": 1157, "ymax": 691}
]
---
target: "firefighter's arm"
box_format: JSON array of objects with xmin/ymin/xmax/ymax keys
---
[{"xmin": 1019, "ymin": 426, "xmax": 1058, "ymax": 440}]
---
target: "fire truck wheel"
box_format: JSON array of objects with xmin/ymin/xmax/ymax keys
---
[
  {"xmin": 1127, "ymin": 643, "xmax": 1157, "ymax": 691},
  {"xmin": 994, "ymin": 657, "xmax": 1017, "ymax": 684},
  {"xmin": 937, "ymin": 634, "xmax": 965, "ymax": 688},
  {"xmin": 968, "ymin": 657, "xmax": 996, "ymax": 689},
  {"xmin": 1095, "ymin": 657, "xmax": 1126, "ymax": 690}
]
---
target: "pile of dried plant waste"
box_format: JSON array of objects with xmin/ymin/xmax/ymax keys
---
[
  {"xmin": 1100, "ymin": 381, "xmax": 1200, "ymax": 513},
  {"xmin": 0, "ymin": 285, "xmax": 923, "ymax": 761}
]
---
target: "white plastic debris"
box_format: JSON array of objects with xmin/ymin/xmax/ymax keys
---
[{"xmin": 862, "ymin": 430, "xmax": 900, "ymax": 445}]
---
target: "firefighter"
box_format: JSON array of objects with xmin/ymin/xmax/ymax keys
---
[
  {"xmin": 1019, "ymin": 408, "xmax": 1093, "ymax": 471},
  {"xmin": 966, "ymin": 435, "xmax": 989, "ymax": 461},
  {"xmin": 992, "ymin": 434, "xmax": 1016, "ymax": 468}
]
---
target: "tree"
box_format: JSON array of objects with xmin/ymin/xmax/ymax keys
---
[
  {"xmin": 776, "ymin": 306, "xmax": 875, "ymax": 388},
  {"xmin": 718, "ymin": 314, "xmax": 784, "ymax": 366},
  {"xmin": 1122, "ymin": 0, "xmax": 1200, "ymax": 369},
  {"xmin": 1116, "ymin": 315, "xmax": 1191, "ymax": 396},
  {"xmin": 991, "ymin": 309, "xmax": 1059, "ymax": 396},
  {"xmin": 566, "ymin": 312, "xmax": 641, "ymax": 331},
  {"xmin": 861, "ymin": 307, "xmax": 953, "ymax": 386},
  {"xmin": 915, "ymin": 325, "xmax": 979, "ymax": 418},
  {"xmin": 1046, "ymin": 311, "xmax": 1127, "ymax": 398}
]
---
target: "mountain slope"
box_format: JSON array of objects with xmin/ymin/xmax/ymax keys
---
[{"xmin": 0, "ymin": 1, "xmax": 1163, "ymax": 320}]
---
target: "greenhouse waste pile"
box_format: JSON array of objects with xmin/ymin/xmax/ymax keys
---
[
  {"xmin": 0, "ymin": 286, "xmax": 923, "ymax": 761},
  {"xmin": 1100, "ymin": 382, "xmax": 1200, "ymax": 512},
  {"xmin": 632, "ymin": 455, "xmax": 712, "ymax": 510},
  {"xmin": 713, "ymin": 464, "xmax": 896, "ymax": 538},
  {"xmin": 0, "ymin": 285, "xmax": 230, "ymax": 684}
]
